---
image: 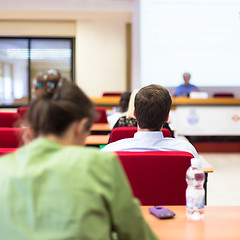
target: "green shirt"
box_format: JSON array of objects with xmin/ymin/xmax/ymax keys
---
[{"xmin": 0, "ymin": 138, "xmax": 158, "ymax": 240}]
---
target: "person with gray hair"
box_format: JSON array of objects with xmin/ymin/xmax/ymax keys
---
[{"xmin": 174, "ymin": 72, "xmax": 199, "ymax": 97}]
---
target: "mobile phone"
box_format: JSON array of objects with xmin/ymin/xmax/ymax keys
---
[{"xmin": 148, "ymin": 206, "xmax": 175, "ymax": 219}]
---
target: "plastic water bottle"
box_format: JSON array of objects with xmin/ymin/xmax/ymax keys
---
[{"xmin": 186, "ymin": 158, "xmax": 205, "ymax": 220}]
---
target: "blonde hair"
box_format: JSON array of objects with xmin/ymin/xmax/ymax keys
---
[{"xmin": 125, "ymin": 89, "xmax": 139, "ymax": 118}]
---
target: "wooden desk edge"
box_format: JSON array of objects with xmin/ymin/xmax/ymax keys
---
[
  {"xmin": 200, "ymin": 155, "xmax": 214, "ymax": 173},
  {"xmin": 85, "ymin": 135, "xmax": 109, "ymax": 145}
]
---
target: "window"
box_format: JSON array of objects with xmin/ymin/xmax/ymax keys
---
[{"xmin": 0, "ymin": 37, "xmax": 74, "ymax": 107}]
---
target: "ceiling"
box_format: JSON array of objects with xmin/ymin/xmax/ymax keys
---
[{"xmin": 0, "ymin": 0, "xmax": 133, "ymax": 12}]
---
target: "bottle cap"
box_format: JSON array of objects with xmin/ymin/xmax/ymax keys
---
[{"xmin": 191, "ymin": 158, "xmax": 202, "ymax": 169}]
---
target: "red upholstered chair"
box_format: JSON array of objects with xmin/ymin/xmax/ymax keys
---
[
  {"xmin": 0, "ymin": 148, "xmax": 18, "ymax": 156},
  {"xmin": 102, "ymin": 92, "xmax": 122, "ymax": 97},
  {"xmin": 0, "ymin": 112, "xmax": 20, "ymax": 127},
  {"xmin": 162, "ymin": 128, "xmax": 172, "ymax": 137},
  {"xmin": 0, "ymin": 128, "xmax": 24, "ymax": 148},
  {"xmin": 213, "ymin": 93, "xmax": 234, "ymax": 98},
  {"xmin": 116, "ymin": 151, "xmax": 193, "ymax": 205},
  {"xmin": 109, "ymin": 127, "xmax": 172, "ymax": 143},
  {"xmin": 94, "ymin": 107, "xmax": 108, "ymax": 123}
]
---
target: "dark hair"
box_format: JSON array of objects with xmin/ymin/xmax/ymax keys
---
[
  {"xmin": 119, "ymin": 91, "xmax": 131, "ymax": 112},
  {"xmin": 28, "ymin": 70, "xmax": 96, "ymax": 137},
  {"xmin": 134, "ymin": 84, "xmax": 172, "ymax": 130}
]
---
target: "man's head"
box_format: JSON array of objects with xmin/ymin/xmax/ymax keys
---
[
  {"xmin": 134, "ymin": 84, "xmax": 172, "ymax": 130},
  {"xmin": 183, "ymin": 72, "xmax": 191, "ymax": 86}
]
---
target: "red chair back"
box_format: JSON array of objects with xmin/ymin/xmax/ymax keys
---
[
  {"xmin": 213, "ymin": 93, "xmax": 234, "ymax": 98},
  {"xmin": 0, "ymin": 112, "xmax": 20, "ymax": 127},
  {"xmin": 0, "ymin": 128, "xmax": 24, "ymax": 148},
  {"xmin": 102, "ymin": 92, "xmax": 122, "ymax": 97},
  {"xmin": 0, "ymin": 148, "xmax": 18, "ymax": 156},
  {"xmin": 109, "ymin": 127, "xmax": 172, "ymax": 143},
  {"xmin": 116, "ymin": 151, "xmax": 193, "ymax": 205},
  {"xmin": 94, "ymin": 107, "xmax": 108, "ymax": 123}
]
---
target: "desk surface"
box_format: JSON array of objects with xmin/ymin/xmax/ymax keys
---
[
  {"xmin": 90, "ymin": 123, "xmax": 111, "ymax": 132},
  {"xmin": 91, "ymin": 96, "xmax": 120, "ymax": 107},
  {"xmin": 172, "ymin": 97, "xmax": 240, "ymax": 106},
  {"xmin": 200, "ymin": 156, "xmax": 213, "ymax": 173},
  {"xmin": 85, "ymin": 135, "xmax": 109, "ymax": 145},
  {"xmin": 141, "ymin": 206, "xmax": 240, "ymax": 240},
  {"xmin": 91, "ymin": 96, "xmax": 240, "ymax": 107}
]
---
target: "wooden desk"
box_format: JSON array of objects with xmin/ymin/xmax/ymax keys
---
[
  {"xmin": 85, "ymin": 135, "xmax": 109, "ymax": 146},
  {"xmin": 91, "ymin": 96, "xmax": 120, "ymax": 109},
  {"xmin": 171, "ymin": 99, "xmax": 240, "ymax": 136},
  {"xmin": 141, "ymin": 206, "xmax": 240, "ymax": 240},
  {"xmin": 91, "ymin": 96, "xmax": 240, "ymax": 108},
  {"xmin": 172, "ymin": 97, "xmax": 240, "ymax": 106},
  {"xmin": 90, "ymin": 123, "xmax": 111, "ymax": 134},
  {"xmin": 200, "ymin": 156, "xmax": 213, "ymax": 173}
]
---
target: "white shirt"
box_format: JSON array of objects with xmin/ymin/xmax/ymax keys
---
[
  {"xmin": 107, "ymin": 112, "xmax": 123, "ymax": 129},
  {"xmin": 101, "ymin": 131, "xmax": 199, "ymax": 158}
]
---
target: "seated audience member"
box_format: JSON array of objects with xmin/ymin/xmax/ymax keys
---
[
  {"xmin": 113, "ymin": 89, "xmax": 174, "ymax": 137},
  {"xmin": 0, "ymin": 70, "xmax": 158, "ymax": 240},
  {"xmin": 102, "ymin": 84, "xmax": 198, "ymax": 158},
  {"xmin": 174, "ymin": 72, "xmax": 199, "ymax": 97},
  {"xmin": 107, "ymin": 91, "xmax": 131, "ymax": 129},
  {"xmin": 113, "ymin": 89, "xmax": 139, "ymax": 129}
]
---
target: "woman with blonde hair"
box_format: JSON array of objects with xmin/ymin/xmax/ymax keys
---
[{"xmin": 112, "ymin": 89, "xmax": 139, "ymax": 129}]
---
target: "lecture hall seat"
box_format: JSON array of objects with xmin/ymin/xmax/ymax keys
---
[
  {"xmin": 94, "ymin": 107, "xmax": 108, "ymax": 123},
  {"xmin": 0, "ymin": 148, "xmax": 18, "ymax": 156},
  {"xmin": 0, "ymin": 127, "xmax": 24, "ymax": 148},
  {"xmin": 0, "ymin": 112, "xmax": 20, "ymax": 127},
  {"xmin": 116, "ymin": 151, "xmax": 193, "ymax": 205},
  {"xmin": 109, "ymin": 127, "xmax": 172, "ymax": 143},
  {"xmin": 102, "ymin": 92, "xmax": 122, "ymax": 97},
  {"xmin": 213, "ymin": 93, "xmax": 234, "ymax": 98}
]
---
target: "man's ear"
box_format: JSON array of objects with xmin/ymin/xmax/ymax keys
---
[{"xmin": 133, "ymin": 109, "xmax": 136, "ymax": 118}]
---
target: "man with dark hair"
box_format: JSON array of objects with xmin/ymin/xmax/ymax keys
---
[
  {"xmin": 134, "ymin": 85, "xmax": 172, "ymax": 130},
  {"xmin": 102, "ymin": 84, "xmax": 198, "ymax": 158}
]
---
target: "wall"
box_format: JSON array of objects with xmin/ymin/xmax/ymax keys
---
[
  {"xmin": 76, "ymin": 19, "xmax": 128, "ymax": 96},
  {"xmin": 131, "ymin": 0, "xmax": 141, "ymax": 90},
  {"xmin": 0, "ymin": 20, "xmax": 76, "ymax": 37},
  {"xmin": 0, "ymin": 11, "xmax": 131, "ymax": 97}
]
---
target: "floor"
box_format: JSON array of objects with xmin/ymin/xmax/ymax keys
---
[{"xmin": 201, "ymin": 153, "xmax": 240, "ymax": 206}]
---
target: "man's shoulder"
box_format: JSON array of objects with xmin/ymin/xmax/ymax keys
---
[
  {"xmin": 101, "ymin": 138, "xmax": 133, "ymax": 152},
  {"xmin": 164, "ymin": 137, "xmax": 198, "ymax": 157}
]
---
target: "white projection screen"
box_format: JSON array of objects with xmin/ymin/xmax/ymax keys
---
[{"xmin": 140, "ymin": 0, "xmax": 240, "ymax": 92}]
